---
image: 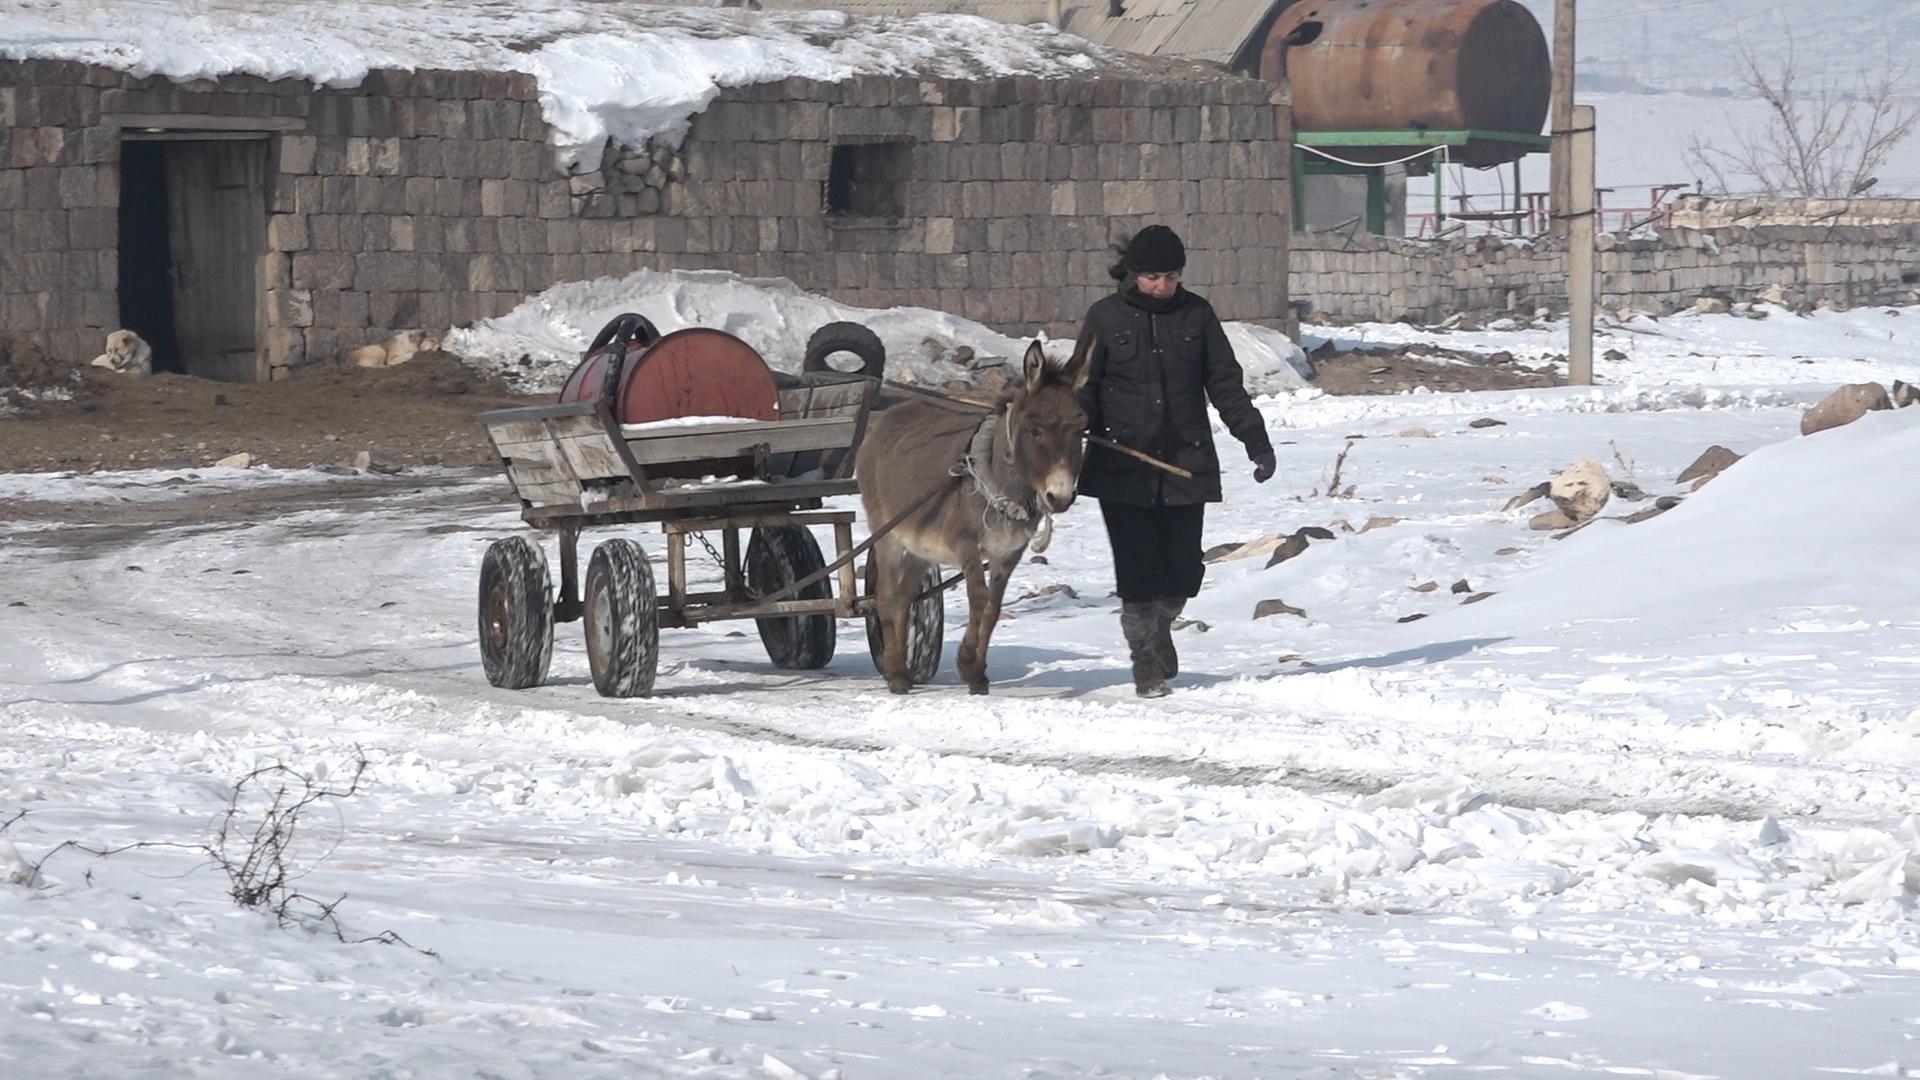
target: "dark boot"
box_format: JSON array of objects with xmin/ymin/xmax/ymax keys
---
[
  {"xmin": 1152, "ymin": 598, "xmax": 1185, "ymax": 680},
  {"xmin": 1120, "ymin": 602, "xmax": 1169, "ymax": 698}
]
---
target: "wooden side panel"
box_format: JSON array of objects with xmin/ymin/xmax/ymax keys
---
[
  {"xmin": 775, "ymin": 378, "xmax": 876, "ymax": 480},
  {"xmin": 622, "ymin": 417, "xmax": 857, "ymax": 467},
  {"xmin": 481, "ymin": 402, "xmax": 645, "ymax": 509},
  {"xmin": 489, "ymin": 430, "xmax": 632, "ymax": 480},
  {"xmin": 164, "ymin": 141, "xmax": 267, "ymax": 382}
]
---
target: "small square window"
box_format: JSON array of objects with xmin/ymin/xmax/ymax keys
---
[{"xmin": 826, "ymin": 142, "xmax": 910, "ymax": 218}]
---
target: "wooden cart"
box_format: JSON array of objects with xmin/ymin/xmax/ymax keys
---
[{"xmin": 474, "ymin": 372, "xmax": 945, "ymax": 698}]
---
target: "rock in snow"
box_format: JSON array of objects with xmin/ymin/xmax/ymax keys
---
[{"xmin": 1802, "ymin": 382, "xmax": 1893, "ymax": 436}]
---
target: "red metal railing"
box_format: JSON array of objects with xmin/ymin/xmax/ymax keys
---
[{"xmin": 1404, "ymin": 185, "xmax": 1688, "ymax": 238}]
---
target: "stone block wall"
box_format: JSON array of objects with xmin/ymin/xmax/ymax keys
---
[
  {"xmin": 0, "ymin": 59, "xmax": 562, "ymax": 375},
  {"xmin": 569, "ymin": 73, "xmax": 1293, "ymax": 338},
  {"xmin": 1293, "ymin": 224, "xmax": 1920, "ymax": 324},
  {"xmin": 1668, "ymin": 194, "xmax": 1920, "ymax": 229},
  {"xmin": 0, "ymin": 59, "xmax": 1293, "ymax": 378}
]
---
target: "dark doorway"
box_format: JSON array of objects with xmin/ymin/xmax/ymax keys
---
[
  {"xmin": 117, "ymin": 138, "xmax": 268, "ymax": 381},
  {"xmin": 117, "ymin": 142, "xmax": 183, "ymax": 374}
]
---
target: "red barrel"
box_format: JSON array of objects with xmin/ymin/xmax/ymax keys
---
[{"xmin": 559, "ymin": 327, "xmax": 781, "ymax": 480}]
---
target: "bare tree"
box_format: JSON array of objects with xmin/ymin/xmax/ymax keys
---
[{"xmin": 1686, "ymin": 36, "xmax": 1920, "ymax": 198}]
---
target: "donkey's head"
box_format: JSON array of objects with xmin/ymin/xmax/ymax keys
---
[{"xmin": 1006, "ymin": 339, "xmax": 1090, "ymax": 516}]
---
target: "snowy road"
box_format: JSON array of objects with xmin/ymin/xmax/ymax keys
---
[{"xmin": 8, "ymin": 309, "xmax": 1920, "ymax": 1077}]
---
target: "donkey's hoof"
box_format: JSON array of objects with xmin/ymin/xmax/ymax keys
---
[
  {"xmin": 967, "ymin": 679, "xmax": 990, "ymax": 696},
  {"xmin": 886, "ymin": 676, "xmax": 913, "ymax": 695}
]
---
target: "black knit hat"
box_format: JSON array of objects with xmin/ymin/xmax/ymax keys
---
[{"xmin": 1123, "ymin": 225, "xmax": 1187, "ymax": 274}]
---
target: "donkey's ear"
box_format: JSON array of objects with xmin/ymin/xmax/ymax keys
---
[
  {"xmin": 1062, "ymin": 331, "xmax": 1093, "ymax": 391},
  {"xmin": 1022, "ymin": 340, "xmax": 1048, "ymax": 391}
]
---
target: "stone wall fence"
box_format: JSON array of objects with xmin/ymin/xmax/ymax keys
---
[{"xmin": 1292, "ymin": 217, "xmax": 1920, "ymax": 324}]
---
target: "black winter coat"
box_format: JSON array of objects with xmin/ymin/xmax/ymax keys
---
[{"xmin": 1076, "ymin": 287, "xmax": 1273, "ymax": 506}]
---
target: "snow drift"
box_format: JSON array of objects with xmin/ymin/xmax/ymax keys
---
[
  {"xmin": 446, "ymin": 267, "xmax": 1313, "ymax": 393},
  {"xmin": 1408, "ymin": 406, "xmax": 1920, "ymax": 645}
]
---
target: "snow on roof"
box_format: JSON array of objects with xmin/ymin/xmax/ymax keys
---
[
  {"xmin": 752, "ymin": 0, "xmax": 1281, "ymax": 68},
  {"xmin": 0, "ymin": 0, "xmax": 1125, "ymax": 169}
]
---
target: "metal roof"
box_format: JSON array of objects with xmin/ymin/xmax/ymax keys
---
[{"xmin": 746, "ymin": 0, "xmax": 1285, "ymax": 68}]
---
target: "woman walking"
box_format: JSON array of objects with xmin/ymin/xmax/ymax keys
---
[{"xmin": 1075, "ymin": 226, "xmax": 1276, "ymax": 697}]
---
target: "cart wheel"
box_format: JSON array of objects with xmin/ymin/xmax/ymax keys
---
[
  {"xmin": 584, "ymin": 539, "xmax": 660, "ymax": 698},
  {"xmin": 478, "ymin": 536, "xmax": 555, "ymax": 690},
  {"xmin": 747, "ymin": 526, "xmax": 837, "ymax": 670},
  {"xmin": 865, "ymin": 560, "xmax": 945, "ymax": 686}
]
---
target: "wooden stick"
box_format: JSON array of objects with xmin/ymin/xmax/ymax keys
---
[
  {"xmin": 1088, "ymin": 436, "xmax": 1194, "ymax": 480},
  {"xmin": 881, "ymin": 380, "xmax": 1196, "ymax": 481},
  {"xmin": 881, "ymin": 379, "xmax": 995, "ymax": 411},
  {"xmin": 748, "ymin": 476, "xmax": 958, "ymax": 608}
]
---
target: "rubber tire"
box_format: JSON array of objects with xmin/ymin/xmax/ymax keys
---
[
  {"xmin": 478, "ymin": 536, "xmax": 555, "ymax": 690},
  {"xmin": 802, "ymin": 321, "xmax": 886, "ymax": 379},
  {"xmin": 747, "ymin": 526, "xmax": 837, "ymax": 670},
  {"xmin": 865, "ymin": 560, "xmax": 945, "ymax": 686},
  {"xmin": 584, "ymin": 539, "xmax": 660, "ymax": 699},
  {"xmin": 587, "ymin": 312, "xmax": 662, "ymax": 354}
]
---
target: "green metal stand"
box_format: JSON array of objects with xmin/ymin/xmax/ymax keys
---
[{"xmin": 1291, "ymin": 129, "xmax": 1551, "ymax": 233}]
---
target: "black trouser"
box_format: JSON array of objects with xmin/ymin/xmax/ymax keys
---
[{"xmin": 1098, "ymin": 500, "xmax": 1205, "ymax": 603}]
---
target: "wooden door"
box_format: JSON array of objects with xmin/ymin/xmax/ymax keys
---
[{"xmin": 163, "ymin": 141, "xmax": 267, "ymax": 382}]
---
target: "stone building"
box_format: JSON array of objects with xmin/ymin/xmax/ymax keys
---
[{"xmin": 0, "ymin": 53, "xmax": 1292, "ymax": 382}]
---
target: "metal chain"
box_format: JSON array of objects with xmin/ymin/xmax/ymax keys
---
[{"xmin": 691, "ymin": 531, "xmax": 727, "ymax": 574}]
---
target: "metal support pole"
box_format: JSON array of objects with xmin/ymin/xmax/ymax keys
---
[
  {"xmin": 555, "ymin": 527, "xmax": 582, "ymax": 623},
  {"xmin": 667, "ymin": 532, "xmax": 687, "ymax": 617},
  {"xmin": 1568, "ymin": 104, "xmax": 1597, "ymax": 386},
  {"xmin": 1291, "ymin": 144, "xmax": 1307, "ymax": 230},
  {"xmin": 1549, "ymin": 0, "xmax": 1577, "ymax": 238},
  {"xmin": 722, "ymin": 527, "xmax": 742, "ymax": 602},
  {"xmin": 833, "ymin": 520, "xmax": 857, "ymax": 618},
  {"xmin": 1513, "ymin": 157, "xmax": 1523, "ymax": 230}
]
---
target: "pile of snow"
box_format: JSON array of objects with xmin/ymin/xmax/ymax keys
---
[
  {"xmin": 447, "ymin": 267, "xmax": 1312, "ymax": 393},
  {"xmin": 1, "ymin": 0, "xmax": 1115, "ymax": 169},
  {"xmin": 1399, "ymin": 406, "xmax": 1920, "ymax": 648}
]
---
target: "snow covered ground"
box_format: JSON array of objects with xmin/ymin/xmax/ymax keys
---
[
  {"xmin": 0, "ymin": 0, "xmax": 1113, "ymax": 169},
  {"xmin": 7, "ymin": 295, "xmax": 1920, "ymax": 1077}
]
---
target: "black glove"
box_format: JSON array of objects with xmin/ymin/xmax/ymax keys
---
[{"xmin": 1252, "ymin": 450, "xmax": 1276, "ymax": 484}]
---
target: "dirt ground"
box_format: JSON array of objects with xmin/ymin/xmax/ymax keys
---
[
  {"xmin": 1304, "ymin": 339, "xmax": 1565, "ymax": 396},
  {"xmin": 0, "ymin": 345, "xmax": 543, "ymax": 474},
  {"xmin": 0, "ymin": 332, "xmax": 1559, "ymax": 478}
]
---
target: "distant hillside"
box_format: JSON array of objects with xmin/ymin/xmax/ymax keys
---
[{"xmin": 1513, "ymin": 0, "xmax": 1920, "ymax": 99}]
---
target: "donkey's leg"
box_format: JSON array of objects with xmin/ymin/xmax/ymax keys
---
[
  {"xmin": 954, "ymin": 558, "xmax": 992, "ymax": 693},
  {"xmin": 970, "ymin": 553, "xmax": 1022, "ymax": 695},
  {"xmin": 873, "ymin": 536, "xmax": 917, "ymax": 695},
  {"xmin": 959, "ymin": 553, "xmax": 1021, "ymax": 696}
]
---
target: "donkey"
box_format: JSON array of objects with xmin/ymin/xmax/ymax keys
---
[{"xmin": 856, "ymin": 340, "xmax": 1090, "ymax": 695}]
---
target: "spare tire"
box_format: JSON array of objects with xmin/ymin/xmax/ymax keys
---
[
  {"xmin": 802, "ymin": 321, "xmax": 886, "ymax": 379},
  {"xmin": 587, "ymin": 312, "xmax": 661, "ymax": 356}
]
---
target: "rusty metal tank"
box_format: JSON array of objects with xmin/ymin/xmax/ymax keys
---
[
  {"xmin": 559, "ymin": 314, "xmax": 780, "ymax": 479},
  {"xmin": 1261, "ymin": 0, "xmax": 1550, "ymax": 168}
]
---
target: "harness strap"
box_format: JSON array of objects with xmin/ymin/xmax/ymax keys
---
[{"xmin": 951, "ymin": 412, "xmax": 1037, "ymax": 525}]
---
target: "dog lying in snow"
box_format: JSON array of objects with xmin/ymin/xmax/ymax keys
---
[{"xmin": 89, "ymin": 329, "xmax": 152, "ymax": 376}]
